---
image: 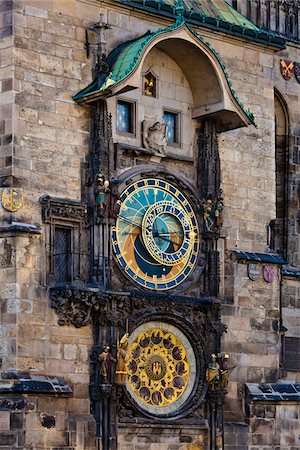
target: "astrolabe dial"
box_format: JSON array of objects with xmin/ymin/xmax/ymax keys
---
[
  {"xmin": 126, "ymin": 322, "xmax": 197, "ymax": 416},
  {"xmin": 112, "ymin": 178, "xmax": 200, "ymax": 290}
]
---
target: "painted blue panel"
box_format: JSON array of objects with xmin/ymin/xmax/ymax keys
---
[
  {"xmin": 117, "ymin": 101, "xmax": 132, "ymax": 132},
  {"xmin": 164, "ymin": 111, "xmax": 176, "ymax": 143}
]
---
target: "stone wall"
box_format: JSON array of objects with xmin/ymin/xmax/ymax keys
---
[
  {"xmin": 118, "ymin": 425, "xmax": 208, "ymax": 450},
  {"xmin": 0, "ymin": 1, "xmax": 299, "ymax": 449},
  {"xmin": 0, "ymin": 404, "xmax": 96, "ymax": 450},
  {"xmin": 1, "ymin": 2, "xmax": 97, "ymax": 448},
  {"xmin": 0, "ymin": 0, "xmax": 13, "ymax": 182},
  {"xmin": 247, "ymin": 402, "xmax": 300, "ymax": 449}
]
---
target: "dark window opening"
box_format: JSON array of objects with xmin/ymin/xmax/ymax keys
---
[
  {"xmin": 54, "ymin": 227, "xmax": 72, "ymax": 283},
  {"xmin": 284, "ymin": 337, "xmax": 300, "ymax": 371}
]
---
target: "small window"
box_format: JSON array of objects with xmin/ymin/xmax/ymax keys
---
[
  {"xmin": 117, "ymin": 100, "xmax": 135, "ymax": 134},
  {"xmin": 284, "ymin": 337, "xmax": 300, "ymax": 371},
  {"xmin": 163, "ymin": 111, "xmax": 180, "ymax": 145},
  {"xmin": 54, "ymin": 227, "xmax": 72, "ymax": 283},
  {"xmin": 144, "ymin": 72, "xmax": 157, "ymax": 97}
]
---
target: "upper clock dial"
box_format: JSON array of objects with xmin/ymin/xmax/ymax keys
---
[{"xmin": 112, "ymin": 178, "xmax": 200, "ymax": 290}]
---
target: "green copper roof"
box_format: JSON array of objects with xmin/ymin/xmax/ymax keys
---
[
  {"xmin": 73, "ymin": 20, "xmax": 256, "ymax": 126},
  {"xmin": 113, "ymin": 0, "xmax": 285, "ymax": 48},
  {"xmin": 122, "ymin": 0, "xmax": 258, "ymax": 30}
]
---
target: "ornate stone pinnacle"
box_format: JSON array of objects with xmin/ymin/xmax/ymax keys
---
[{"xmin": 174, "ymin": 0, "xmax": 185, "ymax": 24}]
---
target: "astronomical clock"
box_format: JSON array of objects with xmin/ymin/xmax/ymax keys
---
[{"xmin": 112, "ymin": 177, "xmax": 200, "ymax": 291}]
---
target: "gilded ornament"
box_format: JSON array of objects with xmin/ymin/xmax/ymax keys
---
[
  {"xmin": 1, "ymin": 188, "xmax": 24, "ymax": 212},
  {"xmin": 280, "ymin": 59, "xmax": 294, "ymax": 80},
  {"xmin": 206, "ymin": 353, "xmax": 220, "ymax": 390},
  {"xmin": 115, "ymin": 333, "xmax": 129, "ymax": 385},
  {"xmin": 126, "ymin": 327, "xmax": 191, "ymax": 409}
]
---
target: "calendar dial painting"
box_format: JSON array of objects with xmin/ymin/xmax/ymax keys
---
[
  {"xmin": 112, "ymin": 178, "xmax": 200, "ymax": 290},
  {"xmin": 126, "ymin": 322, "xmax": 197, "ymax": 415}
]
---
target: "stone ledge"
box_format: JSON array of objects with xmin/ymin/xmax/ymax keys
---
[
  {"xmin": 246, "ymin": 382, "xmax": 300, "ymax": 403},
  {"xmin": 0, "ymin": 374, "xmax": 72, "ymax": 396},
  {"xmin": 0, "ymin": 222, "xmax": 41, "ymax": 235}
]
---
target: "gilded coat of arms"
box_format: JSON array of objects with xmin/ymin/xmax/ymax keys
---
[
  {"xmin": 280, "ymin": 60, "xmax": 294, "ymax": 80},
  {"xmin": 1, "ymin": 188, "xmax": 24, "ymax": 212}
]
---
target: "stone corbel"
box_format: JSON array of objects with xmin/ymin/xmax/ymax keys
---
[{"xmin": 49, "ymin": 288, "xmax": 106, "ymax": 328}]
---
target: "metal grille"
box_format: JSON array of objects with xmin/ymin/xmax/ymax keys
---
[
  {"xmin": 284, "ymin": 337, "xmax": 300, "ymax": 371},
  {"xmin": 54, "ymin": 227, "xmax": 72, "ymax": 283}
]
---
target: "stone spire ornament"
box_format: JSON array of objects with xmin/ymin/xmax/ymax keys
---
[{"xmin": 174, "ymin": 0, "xmax": 185, "ymax": 25}]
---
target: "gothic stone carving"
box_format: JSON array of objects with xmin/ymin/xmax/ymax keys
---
[{"xmin": 40, "ymin": 195, "xmax": 87, "ymax": 224}]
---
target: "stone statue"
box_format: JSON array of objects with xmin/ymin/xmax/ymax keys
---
[
  {"xmin": 95, "ymin": 173, "xmax": 110, "ymax": 217},
  {"xmin": 203, "ymin": 197, "xmax": 224, "ymax": 232},
  {"xmin": 214, "ymin": 197, "xmax": 223, "ymax": 229},
  {"xmin": 115, "ymin": 333, "xmax": 129, "ymax": 385},
  {"xmin": 143, "ymin": 120, "xmax": 167, "ymax": 156},
  {"xmin": 220, "ymin": 353, "xmax": 236, "ymax": 390},
  {"xmin": 220, "ymin": 353, "xmax": 229, "ymax": 389},
  {"xmin": 99, "ymin": 345, "xmax": 116, "ymax": 384},
  {"xmin": 203, "ymin": 199, "xmax": 213, "ymax": 232},
  {"xmin": 206, "ymin": 353, "xmax": 220, "ymax": 390}
]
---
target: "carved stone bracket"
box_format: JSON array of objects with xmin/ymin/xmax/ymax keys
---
[
  {"xmin": 49, "ymin": 287, "xmax": 227, "ymax": 338},
  {"xmin": 49, "ymin": 288, "xmax": 107, "ymax": 327}
]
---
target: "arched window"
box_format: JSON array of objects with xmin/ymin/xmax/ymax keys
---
[
  {"xmin": 270, "ymin": 90, "xmax": 289, "ymax": 257},
  {"xmin": 144, "ymin": 71, "xmax": 157, "ymax": 97}
]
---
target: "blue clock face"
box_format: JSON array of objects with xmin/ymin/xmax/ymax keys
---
[{"xmin": 112, "ymin": 178, "xmax": 200, "ymax": 290}]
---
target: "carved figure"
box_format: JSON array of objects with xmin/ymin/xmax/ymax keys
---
[
  {"xmin": 99, "ymin": 345, "xmax": 116, "ymax": 384},
  {"xmin": 115, "ymin": 333, "xmax": 129, "ymax": 385},
  {"xmin": 203, "ymin": 199, "xmax": 213, "ymax": 232},
  {"xmin": 95, "ymin": 174, "xmax": 110, "ymax": 217},
  {"xmin": 220, "ymin": 353, "xmax": 236, "ymax": 390},
  {"xmin": 203, "ymin": 197, "xmax": 223, "ymax": 232},
  {"xmin": 214, "ymin": 197, "xmax": 223, "ymax": 229},
  {"xmin": 108, "ymin": 180, "xmax": 120, "ymax": 219},
  {"xmin": 206, "ymin": 353, "xmax": 220, "ymax": 390},
  {"xmin": 220, "ymin": 354, "xmax": 230, "ymax": 389},
  {"xmin": 143, "ymin": 120, "xmax": 167, "ymax": 156}
]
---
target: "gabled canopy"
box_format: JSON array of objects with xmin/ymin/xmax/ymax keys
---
[{"xmin": 73, "ymin": 20, "xmax": 256, "ymax": 132}]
